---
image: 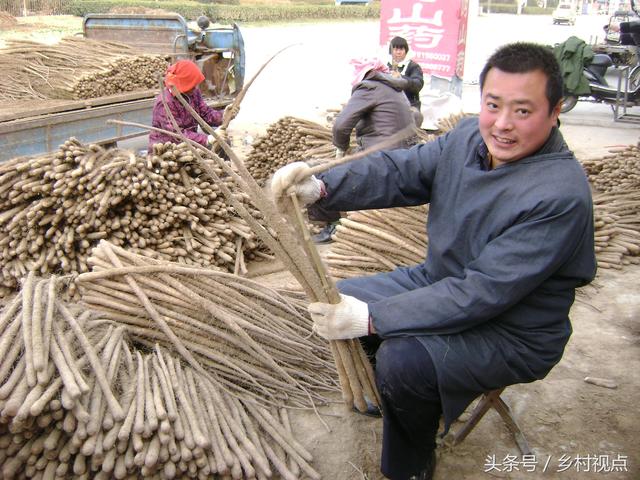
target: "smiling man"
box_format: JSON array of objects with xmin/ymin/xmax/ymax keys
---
[
  {"xmin": 479, "ymin": 47, "xmax": 562, "ymax": 168},
  {"xmin": 270, "ymin": 42, "xmax": 596, "ymax": 480}
]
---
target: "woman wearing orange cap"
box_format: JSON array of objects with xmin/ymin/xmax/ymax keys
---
[{"xmin": 149, "ymin": 59, "xmax": 232, "ymax": 149}]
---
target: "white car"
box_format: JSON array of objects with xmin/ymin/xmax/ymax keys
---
[{"xmin": 553, "ymin": 4, "xmax": 577, "ymax": 25}]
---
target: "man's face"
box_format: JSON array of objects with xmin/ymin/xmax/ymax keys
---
[
  {"xmin": 391, "ymin": 46, "xmax": 407, "ymax": 64},
  {"xmin": 479, "ymin": 68, "xmax": 560, "ymax": 168}
]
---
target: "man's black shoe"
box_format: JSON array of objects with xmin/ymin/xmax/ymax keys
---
[
  {"xmin": 351, "ymin": 398, "xmax": 382, "ymax": 418},
  {"xmin": 312, "ymin": 223, "xmax": 337, "ymax": 244},
  {"xmin": 408, "ymin": 450, "xmax": 436, "ymax": 480}
]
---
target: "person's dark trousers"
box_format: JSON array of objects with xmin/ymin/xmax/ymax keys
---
[
  {"xmin": 306, "ymin": 203, "xmax": 341, "ymax": 223},
  {"xmin": 375, "ymin": 337, "xmax": 442, "ymax": 480},
  {"xmin": 360, "ymin": 334, "xmax": 383, "ymax": 366}
]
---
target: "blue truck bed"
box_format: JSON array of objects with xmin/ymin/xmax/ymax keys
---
[{"xmin": 0, "ymin": 13, "xmax": 245, "ymax": 162}]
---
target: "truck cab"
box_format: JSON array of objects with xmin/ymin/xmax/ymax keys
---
[{"xmin": 82, "ymin": 13, "xmax": 245, "ymax": 105}]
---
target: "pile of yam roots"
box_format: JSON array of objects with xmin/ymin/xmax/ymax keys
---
[
  {"xmin": 244, "ymin": 114, "xmax": 640, "ymax": 275},
  {"xmin": 0, "ymin": 12, "xmax": 17, "ymax": 27},
  {"xmin": 0, "ymin": 139, "xmax": 270, "ymax": 295},
  {"xmin": 244, "ymin": 117, "xmax": 343, "ymax": 187},
  {"xmin": 582, "ymin": 144, "xmax": 640, "ymax": 269},
  {"xmin": 0, "ymin": 37, "xmax": 168, "ymax": 101},
  {"xmin": 0, "ymin": 242, "xmax": 337, "ymax": 480},
  {"xmin": 323, "ymin": 144, "xmax": 640, "ymax": 277},
  {"xmin": 243, "ymin": 115, "xmax": 450, "ymax": 188}
]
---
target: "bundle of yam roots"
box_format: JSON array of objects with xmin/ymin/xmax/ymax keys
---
[
  {"xmin": 244, "ymin": 117, "xmax": 342, "ymax": 187},
  {"xmin": 0, "ymin": 37, "xmax": 168, "ymax": 101},
  {"xmin": 0, "ymin": 242, "xmax": 337, "ymax": 479},
  {"xmin": 0, "ymin": 138, "xmax": 269, "ymax": 295},
  {"xmin": 582, "ymin": 143, "xmax": 640, "ymax": 269}
]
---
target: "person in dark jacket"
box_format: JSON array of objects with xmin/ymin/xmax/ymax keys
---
[
  {"xmin": 270, "ymin": 42, "xmax": 596, "ymax": 480},
  {"xmin": 388, "ymin": 36, "xmax": 425, "ymax": 124},
  {"xmin": 311, "ymin": 57, "xmax": 415, "ymax": 243},
  {"xmin": 149, "ymin": 59, "xmax": 236, "ymax": 150}
]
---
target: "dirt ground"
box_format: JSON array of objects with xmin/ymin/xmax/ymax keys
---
[{"xmin": 0, "ymin": 15, "xmax": 82, "ymax": 47}]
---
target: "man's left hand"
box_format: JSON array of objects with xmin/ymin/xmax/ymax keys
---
[{"xmin": 308, "ymin": 294, "xmax": 369, "ymax": 340}]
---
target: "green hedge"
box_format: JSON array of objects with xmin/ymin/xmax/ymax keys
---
[
  {"xmin": 207, "ymin": 4, "xmax": 379, "ymax": 22},
  {"xmin": 64, "ymin": 0, "xmax": 380, "ymax": 22},
  {"xmin": 65, "ymin": 0, "xmax": 218, "ymax": 19},
  {"xmin": 523, "ymin": 6, "xmax": 553, "ymax": 14},
  {"xmin": 479, "ymin": 2, "xmax": 554, "ymax": 14}
]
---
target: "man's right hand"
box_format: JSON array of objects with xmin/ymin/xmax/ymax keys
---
[{"xmin": 270, "ymin": 161, "xmax": 323, "ymax": 205}]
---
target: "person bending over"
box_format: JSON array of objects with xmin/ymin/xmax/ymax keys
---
[{"xmin": 312, "ymin": 57, "xmax": 416, "ymax": 244}]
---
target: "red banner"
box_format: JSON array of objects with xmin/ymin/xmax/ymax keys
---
[{"xmin": 380, "ymin": 0, "xmax": 469, "ymax": 79}]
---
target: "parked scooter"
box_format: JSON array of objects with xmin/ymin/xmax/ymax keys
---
[{"xmin": 561, "ymin": 21, "xmax": 640, "ymax": 113}]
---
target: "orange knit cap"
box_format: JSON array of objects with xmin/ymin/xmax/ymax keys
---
[{"xmin": 164, "ymin": 60, "xmax": 205, "ymax": 93}]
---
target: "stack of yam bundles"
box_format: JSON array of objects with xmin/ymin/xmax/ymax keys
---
[
  {"xmin": 581, "ymin": 143, "xmax": 640, "ymax": 269},
  {"xmin": 326, "ymin": 206, "xmax": 428, "ymax": 279},
  {"xmin": 0, "ymin": 37, "xmax": 168, "ymax": 101},
  {"xmin": 0, "ymin": 139, "xmax": 268, "ymax": 295},
  {"xmin": 244, "ymin": 116, "xmax": 344, "ymax": 187}
]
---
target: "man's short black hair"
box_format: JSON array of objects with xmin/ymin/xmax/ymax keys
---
[
  {"xmin": 479, "ymin": 42, "xmax": 564, "ymax": 115},
  {"xmin": 389, "ymin": 36, "xmax": 409, "ymax": 54}
]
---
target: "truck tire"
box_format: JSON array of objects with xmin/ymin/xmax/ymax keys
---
[
  {"xmin": 629, "ymin": 66, "xmax": 640, "ymax": 90},
  {"xmin": 560, "ymin": 95, "xmax": 578, "ymax": 113}
]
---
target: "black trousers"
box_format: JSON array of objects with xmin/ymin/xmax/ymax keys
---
[
  {"xmin": 370, "ymin": 336, "xmax": 442, "ymax": 480},
  {"xmin": 307, "ymin": 203, "xmax": 341, "ymax": 223}
]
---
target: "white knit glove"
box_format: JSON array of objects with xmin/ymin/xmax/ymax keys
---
[
  {"xmin": 214, "ymin": 127, "xmax": 228, "ymax": 144},
  {"xmin": 207, "ymin": 134, "xmax": 215, "ymax": 146},
  {"xmin": 335, "ymin": 148, "xmax": 345, "ymax": 159},
  {"xmin": 270, "ymin": 161, "xmax": 323, "ymax": 205},
  {"xmin": 308, "ymin": 294, "xmax": 369, "ymax": 340}
]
